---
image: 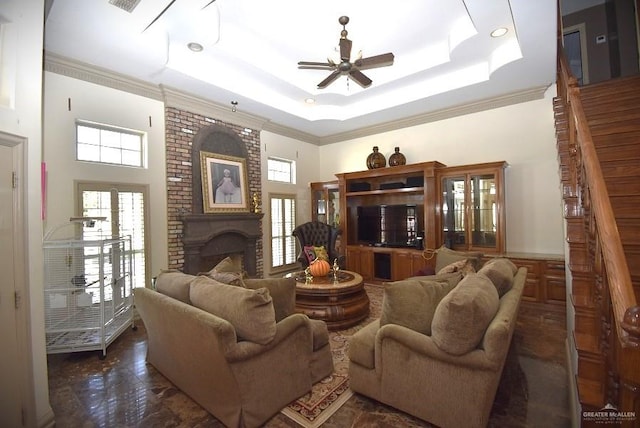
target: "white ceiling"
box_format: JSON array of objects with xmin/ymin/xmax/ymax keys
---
[{"xmin": 43, "ymin": 0, "xmax": 558, "ymax": 144}]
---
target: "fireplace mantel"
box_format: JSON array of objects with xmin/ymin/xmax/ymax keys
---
[{"xmin": 181, "ymin": 213, "xmax": 263, "ymax": 275}]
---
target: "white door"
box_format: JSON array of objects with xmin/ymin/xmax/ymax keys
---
[
  {"xmin": 0, "ymin": 144, "xmax": 23, "ymax": 427},
  {"xmin": 78, "ymin": 184, "xmax": 149, "ymax": 288}
]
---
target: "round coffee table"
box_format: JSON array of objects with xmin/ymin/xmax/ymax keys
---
[{"xmin": 288, "ymin": 270, "xmax": 370, "ymax": 330}]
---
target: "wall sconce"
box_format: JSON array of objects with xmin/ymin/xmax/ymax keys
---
[{"xmin": 231, "ymin": 101, "xmax": 238, "ymax": 112}]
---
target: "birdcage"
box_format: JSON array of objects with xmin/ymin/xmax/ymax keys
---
[{"xmin": 43, "ymin": 217, "xmax": 135, "ymax": 358}]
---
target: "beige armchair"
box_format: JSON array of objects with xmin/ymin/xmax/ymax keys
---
[
  {"xmin": 135, "ymin": 272, "xmax": 333, "ymax": 428},
  {"xmin": 348, "ymin": 263, "xmax": 526, "ymax": 428}
]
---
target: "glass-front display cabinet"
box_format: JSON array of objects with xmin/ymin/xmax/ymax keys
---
[
  {"xmin": 437, "ymin": 161, "xmax": 506, "ymax": 253},
  {"xmin": 310, "ymin": 181, "xmax": 340, "ymax": 228}
]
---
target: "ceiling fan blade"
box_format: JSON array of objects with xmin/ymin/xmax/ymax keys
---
[
  {"xmin": 339, "ymin": 37, "xmax": 352, "ymax": 61},
  {"xmin": 299, "ymin": 65, "xmax": 334, "ymax": 70},
  {"xmin": 349, "ymin": 70, "xmax": 372, "ymax": 88},
  {"xmin": 318, "ymin": 70, "xmax": 342, "ymax": 89},
  {"xmin": 143, "ymin": 0, "xmax": 177, "ymax": 32},
  {"xmin": 298, "ymin": 61, "xmax": 332, "ymax": 67},
  {"xmin": 354, "ymin": 52, "xmax": 395, "ymax": 70}
]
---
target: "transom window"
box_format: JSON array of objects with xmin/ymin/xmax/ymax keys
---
[
  {"xmin": 76, "ymin": 121, "xmax": 146, "ymax": 167},
  {"xmin": 267, "ymin": 157, "xmax": 296, "ymax": 184}
]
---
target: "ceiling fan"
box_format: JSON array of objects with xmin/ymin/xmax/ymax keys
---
[{"xmin": 298, "ymin": 16, "xmax": 394, "ymax": 89}]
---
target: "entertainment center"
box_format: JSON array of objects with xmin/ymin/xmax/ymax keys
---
[
  {"xmin": 309, "ymin": 160, "xmax": 565, "ymax": 307},
  {"xmin": 334, "ymin": 160, "xmax": 508, "ymax": 282}
]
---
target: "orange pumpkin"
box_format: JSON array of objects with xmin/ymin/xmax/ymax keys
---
[{"xmin": 309, "ymin": 259, "xmax": 331, "ymax": 277}]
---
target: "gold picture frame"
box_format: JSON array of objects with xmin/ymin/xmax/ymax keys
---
[{"xmin": 200, "ymin": 151, "xmax": 250, "ymax": 213}]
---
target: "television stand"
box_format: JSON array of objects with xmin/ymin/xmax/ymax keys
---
[{"xmin": 336, "ymin": 161, "xmax": 445, "ymax": 282}]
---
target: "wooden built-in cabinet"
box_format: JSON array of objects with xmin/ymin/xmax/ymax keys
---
[
  {"xmin": 333, "ymin": 161, "xmax": 510, "ymax": 281},
  {"xmin": 437, "ymin": 161, "xmax": 507, "ymax": 254},
  {"xmin": 345, "ymin": 246, "xmax": 430, "ymax": 282},
  {"xmin": 324, "ymin": 160, "xmax": 564, "ymax": 300},
  {"xmin": 336, "ymin": 161, "xmax": 445, "ymax": 250},
  {"xmin": 310, "ymin": 181, "xmax": 340, "ymax": 227},
  {"xmin": 485, "ymin": 254, "xmax": 566, "ymax": 305},
  {"xmin": 335, "ymin": 161, "xmax": 444, "ymax": 281}
]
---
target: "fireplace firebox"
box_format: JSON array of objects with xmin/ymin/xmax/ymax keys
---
[{"xmin": 181, "ymin": 213, "xmax": 263, "ymax": 276}]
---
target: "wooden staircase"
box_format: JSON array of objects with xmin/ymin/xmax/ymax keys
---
[
  {"xmin": 555, "ymin": 50, "xmax": 640, "ymax": 421},
  {"xmin": 580, "ymin": 77, "xmax": 640, "ymax": 296}
]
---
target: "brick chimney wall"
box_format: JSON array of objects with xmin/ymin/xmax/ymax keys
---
[{"xmin": 164, "ymin": 106, "xmax": 263, "ymax": 276}]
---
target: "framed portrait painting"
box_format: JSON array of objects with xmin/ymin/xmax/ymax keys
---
[{"xmin": 200, "ymin": 151, "xmax": 250, "ymax": 213}]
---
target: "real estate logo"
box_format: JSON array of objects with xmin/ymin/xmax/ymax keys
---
[{"xmin": 583, "ymin": 403, "xmax": 636, "ymax": 424}]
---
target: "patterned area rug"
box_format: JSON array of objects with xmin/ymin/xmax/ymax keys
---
[{"xmin": 281, "ymin": 284, "xmax": 383, "ymax": 427}]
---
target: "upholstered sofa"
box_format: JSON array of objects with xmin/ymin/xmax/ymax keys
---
[
  {"xmin": 348, "ymin": 258, "xmax": 526, "ymax": 428},
  {"xmin": 134, "ymin": 270, "xmax": 334, "ymax": 428}
]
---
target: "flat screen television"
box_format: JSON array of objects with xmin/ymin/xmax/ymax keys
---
[{"xmin": 357, "ymin": 204, "xmax": 423, "ymax": 247}]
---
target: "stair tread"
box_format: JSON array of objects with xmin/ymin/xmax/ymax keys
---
[{"xmin": 580, "ymin": 76, "xmax": 640, "ymax": 99}]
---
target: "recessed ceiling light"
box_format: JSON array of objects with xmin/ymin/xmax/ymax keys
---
[
  {"xmin": 490, "ymin": 28, "xmax": 508, "ymax": 38},
  {"xmin": 305, "ymin": 98, "xmax": 315, "ymax": 104},
  {"xmin": 187, "ymin": 42, "xmax": 203, "ymax": 52}
]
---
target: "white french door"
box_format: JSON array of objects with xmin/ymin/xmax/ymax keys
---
[{"xmin": 77, "ymin": 183, "xmax": 149, "ymax": 289}]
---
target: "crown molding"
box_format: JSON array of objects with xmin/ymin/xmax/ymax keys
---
[
  {"xmin": 160, "ymin": 86, "xmax": 268, "ymax": 131},
  {"xmin": 261, "ymin": 122, "xmax": 323, "ymax": 145},
  {"xmin": 44, "ymin": 52, "xmax": 164, "ymax": 101},
  {"xmin": 44, "ymin": 52, "xmax": 270, "ymax": 133},
  {"xmin": 312, "ymin": 85, "xmax": 550, "ymax": 145},
  {"xmin": 43, "ymin": 52, "xmax": 549, "ymax": 146}
]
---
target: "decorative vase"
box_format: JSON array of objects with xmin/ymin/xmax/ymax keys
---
[
  {"xmin": 366, "ymin": 146, "xmax": 386, "ymax": 169},
  {"xmin": 388, "ymin": 147, "xmax": 406, "ymax": 166}
]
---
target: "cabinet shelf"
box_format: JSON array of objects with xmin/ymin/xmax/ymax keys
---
[{"xmin": 345, "ymin": 186, "xmax": 424, "ymax": 197}]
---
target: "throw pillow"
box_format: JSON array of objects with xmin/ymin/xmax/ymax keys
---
[
  {"xmin": 189, "ymin": 276, "xmax": 277, "ymax": 345},
  {"xmin": 380, "ymin": 278, "xmax": 458, "ymax": 336},
  {"xmin": 199, "ymin": 256, "xmax": 245, "ymax": 287},
  {"xmin": 154, "ymin": 270, "xmax": 196, "ymax": 304},
  {"xmin": 303, "ymin": 246, "xmax": 317, "ymax": 264},
  {"xmin": 313, "ymin": 246, "xmax": 329, "ymax": 261},
  {"xmin": 243, "ymin": 277, "xmax": 296, "ymax": 322},
  {"xmin": 431, "ymin": 273, "xmax": 500, "ymax": 355},
  {"xmin": 478, "ymin": 258, "xmax": 518, "ymax": 297},
  {"xmin": 436, "ymin": 258, "xmax": 476, "ymax": 276},
  {"xmin": 213, "ymin": 255, "xmax": 242, "ymax": 272},
  {"xmin": 434, "ymin": 246, "xmax": 483, "ymax": 273},
  {"xmin": 406, "ymin": 271, "xmax": 464, "ymax": 289}
]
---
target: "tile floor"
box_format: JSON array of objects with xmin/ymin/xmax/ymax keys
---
[{"xmin": 47, "ymin": 293, "xmax": 572, "ymax": 427}]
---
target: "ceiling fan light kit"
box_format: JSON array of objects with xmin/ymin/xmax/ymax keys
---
[{"xmin": 298, "ymin": 16, "xmax": 394, "ymax": 89}]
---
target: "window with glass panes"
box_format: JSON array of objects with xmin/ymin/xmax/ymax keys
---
[
  {"xmin": 270, "ymin": 194, "xmax": 296, "ymax": 268},
  {"xmin": 267, "ymin": 157, "xmax": 296, "ymax": 183},
  {"xmin": 76, "ymin": 121, "xmax": 145, "ymax": 167}
]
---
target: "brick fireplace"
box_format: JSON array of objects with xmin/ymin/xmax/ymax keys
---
[{"xmin": 165, "ymin": 106, "xmax": 264, "ymax": 277}]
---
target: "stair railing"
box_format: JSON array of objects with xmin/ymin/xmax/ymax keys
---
[{"xmin": 557, "ymin": 38, "xmax": 640, "ymax": 410}]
